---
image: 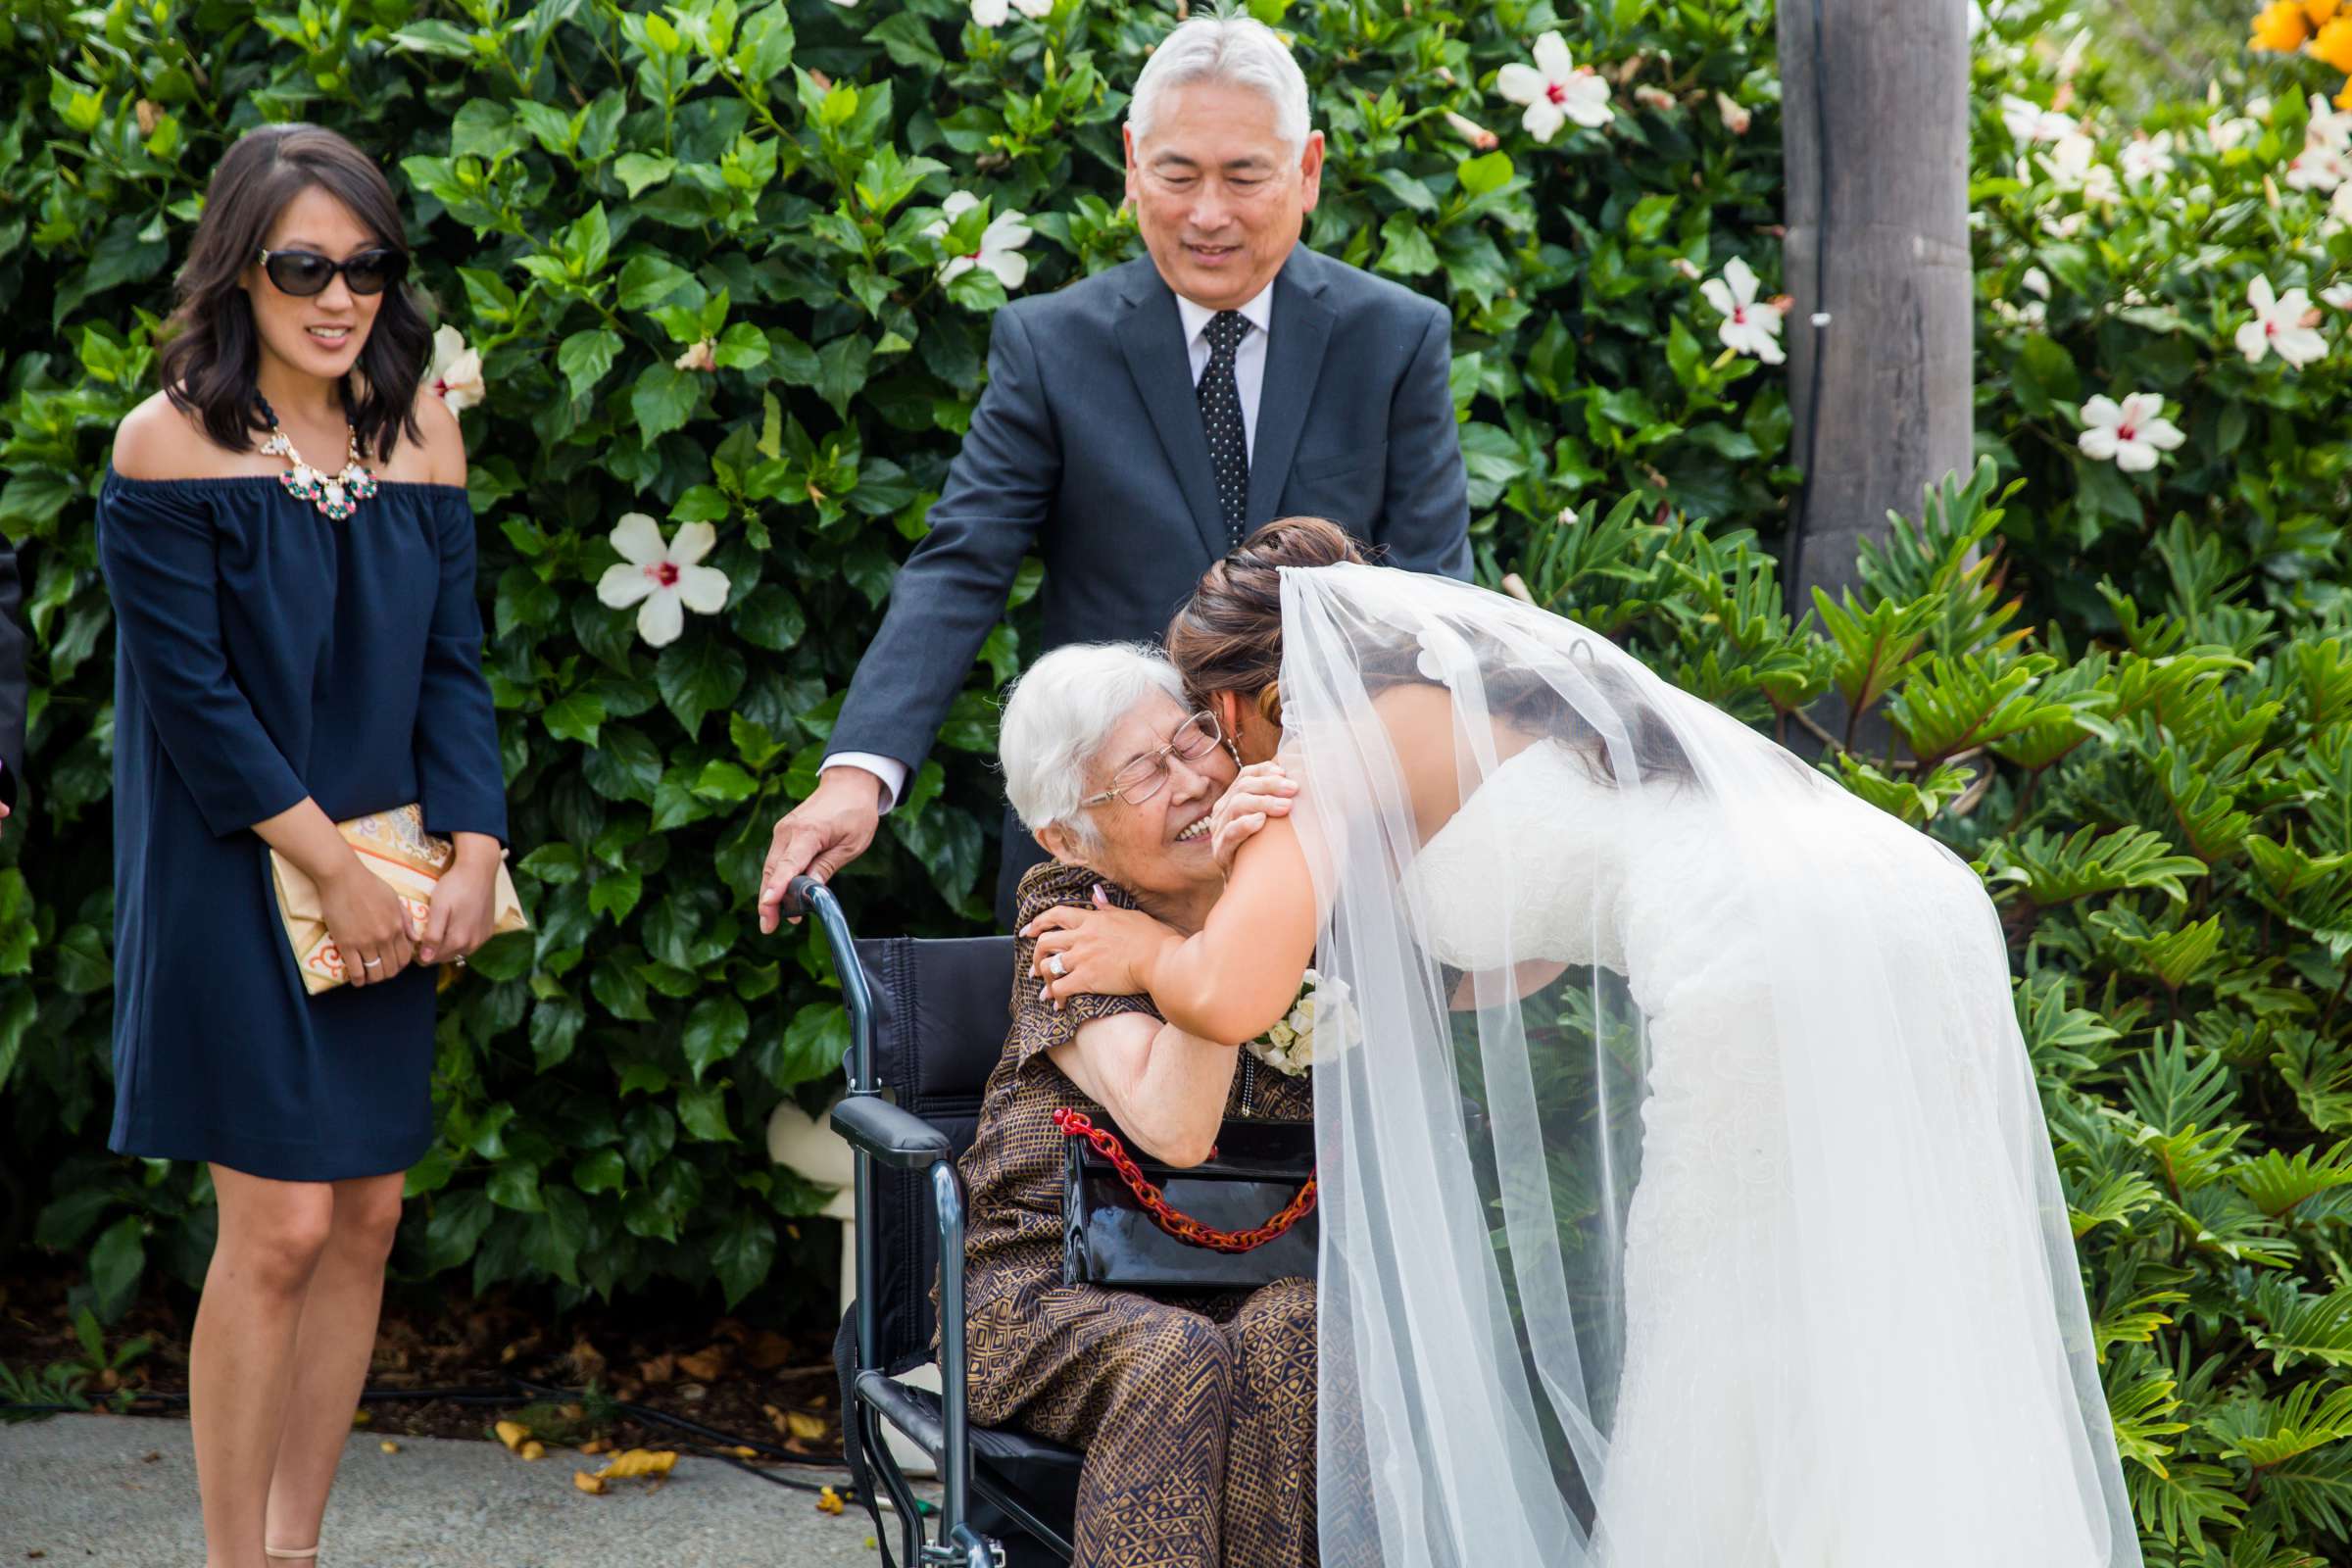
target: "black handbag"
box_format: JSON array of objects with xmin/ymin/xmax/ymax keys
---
[{"xmin": 1057, "ymin": 1109, "xmax": 1318, "ymax": 1291}]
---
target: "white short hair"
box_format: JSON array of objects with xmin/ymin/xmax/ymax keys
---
[
  {"xmin": 1001, "ymin": 643, "xmax": 1189, "ymax": 845},
  {"xmin": 1127, "ymin": 16, "xmax": 1311, "ymax": 158}
]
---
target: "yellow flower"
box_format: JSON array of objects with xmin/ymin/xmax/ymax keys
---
[
  {"xmin": 2315, "ymin": 16, "xmax": 2352, "ymax": 69},
  {"xmin": 2313, "ymin": 0, "xmax": 2344, "ymax": 24},
  {"xmin": 2255, "ymin": 0, "xmax": 2316, "ymax": 50}
]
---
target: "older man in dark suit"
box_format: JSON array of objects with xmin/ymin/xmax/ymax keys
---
[{"xmin": 758, "ymin": 15, "xmax": 1469, "ymax": 931}]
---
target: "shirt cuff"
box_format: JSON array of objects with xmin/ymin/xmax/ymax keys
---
[{"xmin": 821, "ymin": 753, "xmax": 906, "ymax": 813}]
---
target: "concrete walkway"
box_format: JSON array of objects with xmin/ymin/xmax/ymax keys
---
[{"xmin": 0, "ymin": 1412, "xmax": 931, "ymax": 1567}]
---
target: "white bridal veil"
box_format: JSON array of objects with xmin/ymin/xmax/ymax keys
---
[{"xmin": 1279, "ymin": 564, "xmax": 2137, "ymax": 1568}]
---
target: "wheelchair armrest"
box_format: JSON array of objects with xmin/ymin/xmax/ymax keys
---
[{"xmin": 833, "ymin": 1092, "xmax": 953, "ymax": 1170}]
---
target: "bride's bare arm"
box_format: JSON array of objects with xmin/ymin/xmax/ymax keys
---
[{"xmin": 1047, "ymin": 1014, "xmax": 1239, "ymax": 1168}]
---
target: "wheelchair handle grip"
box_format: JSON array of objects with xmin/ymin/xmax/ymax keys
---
[{"xmin": 781, "ymin": 874, "xmax": 829, "ymax": 918}]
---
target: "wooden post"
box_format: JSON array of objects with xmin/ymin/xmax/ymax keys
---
[{"xmin": 1777, "ymin": 0, "xmax": 1974, "ymax": 621}]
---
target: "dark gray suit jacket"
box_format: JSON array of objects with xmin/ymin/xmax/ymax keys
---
[{"xmin": 833, "ymin": 241, "xmax": 1470, "ymax": 787}]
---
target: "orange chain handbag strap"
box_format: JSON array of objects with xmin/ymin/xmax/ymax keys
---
[{"xmin": 1054, "ymin": 1107, "xmax": 1317, "ymax": 1254}]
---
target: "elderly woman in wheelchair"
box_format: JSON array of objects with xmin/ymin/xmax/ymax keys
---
[{"xmin": 953, "ymin": 641, "xmax": 1319, "ymax": 1568}]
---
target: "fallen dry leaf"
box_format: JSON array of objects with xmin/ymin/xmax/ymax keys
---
[
  {"xmin": 637, "ymin": 1352, "xmax": 677, "ymax": 1385},
  {"xmin": 745, "ymin": 1331, "xmax": 794, "ymax": 1371},
  {"xmin": 786, "ymin": 1410, "xmax": 826, "ymax": 1444},
  {"xmin": 677, "ymin": 1347, "xmax": 727, "ymax": 1382},
  {"xmin": 573, "ymin": 1471, "xmax": 607, "ymax": 1495},
  {"xmin": 350, "ymin": 1410, "xmax": 371, "ymax": 1428},
  {"xmin": 579, "ymin": 1438, "xmax": 612, "ymax": 1456},
  {"xmin": 520, "ymin": 1441, "xmax": 547, "ymax": 1461},
  {"xmin": 494, "ymin": 1420, "xmax": 529, "ymax": 1452},
  {"xmin": 596, "ymin": 1448, "xmax": 679, "ymax": 1481},
  {"xmin": 379, "ymin": 1441, "xmax": 401, "ymax": 1454},
  {"xmin": 732, "ymin": 1446, "xmax": 759, "ymax": 1459},
  {"xmin": 816, "ymin": 1486, "xmax": 845, "ymax": 1515}
]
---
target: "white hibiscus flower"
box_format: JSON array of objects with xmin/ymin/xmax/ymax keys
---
[
  {"xmin": 426, "ymin": 324, "xmax": 485, "ymax": 414},
  {"xmin": 2235, "ymin": 276, "xmax": 2328, "ymax": 368},
  {"xmin": 1699, "ymin": 256, "xmax": 1787, "ymax": 365},
  {"xmin": 2119, "ymin": 132, "xmax": 2175, "ymax": 186},
  {"xmin": 596, "ymin": 514, "xmax": 732, "ymax": 648},
  {"xmin": 1494, "ymin": 32, "xmax": 1614, "ymax": 143},
  {"xmin": 926, "ymin": 191, "xmax": 1033, "ymax": 289},
  {"xmin": 2077, "ymin": 394, "xmax": 2184, "ymax": 473}
]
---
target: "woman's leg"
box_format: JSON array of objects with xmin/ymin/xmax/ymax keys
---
[
  {"xmin": 969, "ymin": 1287, "xmax": 1235, "ymax": 1568},
  {"xmin": 1219, "ymin": 1279, "xmax": 1320, "ymax": 1568},
  {"xmin": 263, "ymin": 1172, "xmax": 406, "ymax": 1554},
  {"xmin": 193, "ymin": 1166, "xmax": 337, "ymax": 1568}
]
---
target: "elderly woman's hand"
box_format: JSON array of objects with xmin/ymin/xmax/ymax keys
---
[
  {"xmin": 1208, "ymin": 760, "xmax": 1298, "ymax": 876},
  {"xmin": 1023, "ymin": 887, "xmax": 1183, "ymax": 1007}
]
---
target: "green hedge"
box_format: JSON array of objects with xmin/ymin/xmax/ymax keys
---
[{"xmin": 8, "ymin": 0, "xmax": 2352, "ymax": 1556}]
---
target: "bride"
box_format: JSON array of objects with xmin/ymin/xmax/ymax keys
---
[{"xmin": 1021, "ymin": 516, "xmax": 2140, "ymax": 1566}]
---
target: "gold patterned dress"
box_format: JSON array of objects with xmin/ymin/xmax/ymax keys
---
[{"xmin": 954, "ymin": 861, "xmax": 1319, "ymax": 1568}]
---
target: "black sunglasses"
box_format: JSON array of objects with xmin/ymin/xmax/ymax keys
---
[{"xmin": 255, "ymin": 245, "xmax": 407, "ymax": 297}]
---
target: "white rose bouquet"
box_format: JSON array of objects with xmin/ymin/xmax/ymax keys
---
[{"xmin": 1246, "ymin": 967, "xmax": 1357, "ymax": 1077}]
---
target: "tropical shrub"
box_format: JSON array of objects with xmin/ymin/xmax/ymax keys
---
[{"xmin": 4, "ymin": 0, "xmax": 2352, "ymax": 1558}]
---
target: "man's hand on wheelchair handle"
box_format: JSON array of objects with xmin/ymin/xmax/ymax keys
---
[{"xmin": 758, "ymin": 765, "xmax": 888, "ymax": 932}]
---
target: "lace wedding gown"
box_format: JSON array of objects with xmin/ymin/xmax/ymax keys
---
[{"xmin": 1282, "ymin": 563, "xmax": 2138, "ymax": 1568}]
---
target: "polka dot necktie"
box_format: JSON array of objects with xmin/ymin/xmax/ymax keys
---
[{"xmin": 1198, "ymin": 310, "xmax": 1251, "ymax": 547}]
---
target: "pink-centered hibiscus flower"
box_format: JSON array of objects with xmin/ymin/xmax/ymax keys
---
[
  {"xmin": 597, "ymin": 514, "xmax": 731, "ymax": 648},
  {"xmin": 1495, "ymin": 32, "xmax": 1614, "ymax": 143}
]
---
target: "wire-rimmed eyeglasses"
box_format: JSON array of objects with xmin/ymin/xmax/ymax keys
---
[{"xmin": 1080, "ymin": 710, "xmax": 1225, "ymax": 808}]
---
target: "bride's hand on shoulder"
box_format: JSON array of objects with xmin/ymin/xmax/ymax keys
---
[
  {"xmin": 1022, "ymin": 888, "xmax": 1180, "ymax": 1008},
  {"xmin": 1209, "ymin": 761, "xmax": 1298, "ymax": 876}
]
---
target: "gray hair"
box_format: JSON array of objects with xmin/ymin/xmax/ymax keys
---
[
  {"xmin": 1001, "ymin": 643, "xmax": 1189, "ymax": 849},
  {"xmin": 1127, "ymin": 16, "xmax": 1311, "ymax": 159}
]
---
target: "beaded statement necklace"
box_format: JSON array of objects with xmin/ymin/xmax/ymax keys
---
[{"xmin": 255, "ymin": 394, "xmax": 377, "ymax": 522}]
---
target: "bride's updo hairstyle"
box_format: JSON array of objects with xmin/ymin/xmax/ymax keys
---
[
  {"xmin": 1170, "ymin": 515, "xmax": 1698, "ymax": 785},
  {"xmin": 1166, "ymin": 515, "xmax": 1366, "ymax": 725}
]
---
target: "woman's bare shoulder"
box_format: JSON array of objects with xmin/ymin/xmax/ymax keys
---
[
  {"xmin": 111, "ymin": 393, "xmax": 248, "ymax": 480},
  {"xmin": 398, "ymin": 390, "xmax": 467, "ymax": 486}
]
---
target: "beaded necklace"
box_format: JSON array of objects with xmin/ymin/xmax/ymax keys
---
[{"xmin": 255, "ymin": 394, "xmax": 377, "ymax": 522}]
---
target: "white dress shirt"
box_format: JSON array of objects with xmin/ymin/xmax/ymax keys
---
[{"xmin": 825, "ymin": 279, "xmax": 1280, "ymax": 812}]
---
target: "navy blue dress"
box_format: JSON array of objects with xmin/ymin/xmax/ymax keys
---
[{"xmin": 97, "ymin": 467, "xmax": 507, "ymax": 1182}]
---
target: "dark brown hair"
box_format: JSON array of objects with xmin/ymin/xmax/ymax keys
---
[
  {"xmin": 158, "ymin": 123, "xmax": 427, "ymax": 462},
  {"xmin": 1166, "ymin": 515, "xmax": 1368, "ymax": 710},
  {"xmin": 1169, "ymin": 514, "xmax": 1698, "ymax": 785}
]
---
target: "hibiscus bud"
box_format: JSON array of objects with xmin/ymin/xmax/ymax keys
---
[
  {"xmin": 1759, "ymin": 223, "xmax": 1788, "ymax": 239},
  {"xmin": 1768, "ymin": 294, "xmax": 1795, "ymax": 315},
  {"xmin": 1444, "ymin": 110, "xmax": 1498, "ymax": 151},
  {"xmin": 674, "ymin": 338, "xmax": 718, "ymax": 373},
  {"xmin": 1634, "ymin": 86, "xmax": 1676, "ymax": 112},
  {"xmin": 1614, "ymin": 54, "xmax": 1648, "ymax": 85},
  {"xmin": 2301, "ymin": 306, "xmax": 2326, "ymax": 328},
  {"xmin": 808, "ymin": 69, "xmax": 833, "ymax": 91},
  {"xmin": 1671, "ymin": 257, "xmax": 1702, "ymax": 280},
  {"xmin": 1557, "ymin": 505, "xmax": 1579, "ymax": 526},
  {"xmin": 1435, "ymin": 66, "xmax": 1456, "ymax": 86},
  {"xmin": 2052, "ymin": 82, "xmax": 2076, "ymax": 113},
  {"xmin": 135, "ymin": 98, "xmax": 162, "ymax": 136},
  {"xmin": 1715, "ymin": 91, "xmax": 1751, "ymax": 134}
]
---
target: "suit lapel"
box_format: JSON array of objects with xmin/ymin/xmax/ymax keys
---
[
  {"xmin": 1113, "ymin": 268, "xmax": 1227, "ymax": 561},
  {"xmin": 1245, "ymin": 245, "xmax": 1336, "ymax": 528}
]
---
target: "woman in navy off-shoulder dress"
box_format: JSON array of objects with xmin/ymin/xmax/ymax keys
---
[{"xmin": 97, "ymin": 124, "xmax": 506, "ymax": 1567}]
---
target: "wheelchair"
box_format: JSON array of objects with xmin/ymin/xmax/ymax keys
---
[{"xmin": 791, "ymin": 877, "xmax": 1082, "ymax": 1568}]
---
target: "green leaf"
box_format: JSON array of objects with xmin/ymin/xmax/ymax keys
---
[
  {"xmin": 682, "ymin": 996, "xmax": 750, "ymax": 1081},
  {"xmin": 630, "ymin": 363, "xmax": 703, "ymax": 443},
  {"xmin": 87, "ymin": 1216, "xmax": 144, "ymax": 1322},
  {"xmin": 710, "ymin": 1208, "xmax": 774, "ymax": 1305},
  {"xmin": 557, "ymin": 329, "xmax": 621, "ymax": 400},
  {"xmin": 613, "ymin": 152, "xmax": 677, "ymax": 197},
  {"xmin": 1455, "ymin": 151, "xmax": 1514, "ymax": 197},
  {"xmin": 656, "ymin": 636, "xmax": 748, "ymax": 739},
  {"xmin": 542, "ymin": 692, "xmax": 607, "ymax": 747},
  {"xmin": 572, "ymin": 1149, "xmax": 627, "ymax": 1196},
  {"xmin": 677, "ymin": 1083, "xmax": 735, "ymax": 1142}
]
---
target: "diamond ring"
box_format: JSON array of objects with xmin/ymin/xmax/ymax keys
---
[{"xmin": 1045, "ymin": 954, "xmax": 1066, "ymax": 978}]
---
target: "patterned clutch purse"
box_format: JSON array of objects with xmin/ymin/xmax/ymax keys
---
[{"xmin": 268, "ymin": 803, "xmax": 526, "ymax": 995}]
